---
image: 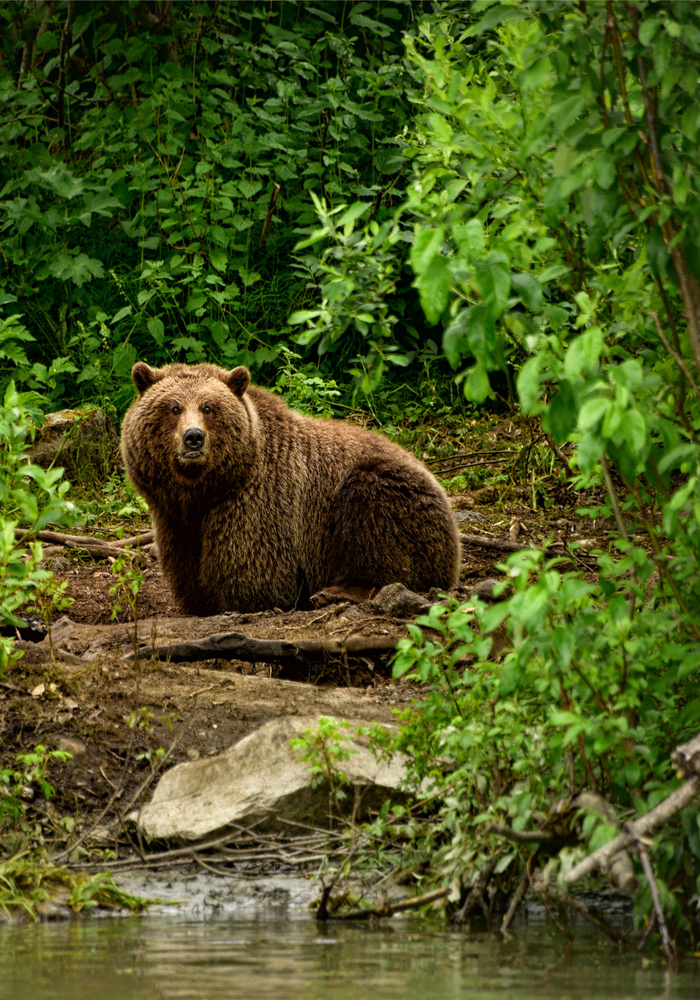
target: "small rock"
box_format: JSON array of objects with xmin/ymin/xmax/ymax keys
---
[
  {"xmin": 52, "ymin": 736, "xmax": 88, "ymax": 757},
  {"xmin": 27, "ymin": 408, "xmax": 118, "ymax": 483}
]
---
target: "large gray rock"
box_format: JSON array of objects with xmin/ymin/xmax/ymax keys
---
[{"xmin": 134, "ymin": 716, "xmax": 414, "ymax": 844}]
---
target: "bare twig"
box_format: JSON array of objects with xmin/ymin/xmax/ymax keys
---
[
  {"xmin": 258, "ymin": 182, "xmax": 280, "ymax": 253},
  {"xmin": 624, "ymin": 822, "xmax": 677, "ymax": 968},
  {"xmin": 565, "ymin": 774, "xmax": 700, "ymax": 886},
  {"xmin": 321, "ymin": 885, "xmax": 451, "ymax": 922},
  {"xmin": 453, "ymin": 858, "xmax": 498, "ymax": 925},
  {"xmin": 483, "ymin": 822, "xmax": 566, "ymax": 846},
  {"xmin": 501, "ymin": 868, "xmax": 529, "ymax": 933}
]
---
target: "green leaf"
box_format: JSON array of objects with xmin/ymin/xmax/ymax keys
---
[
  {"xmin": 474, "ymin": 252, "xmax": 510, "ymax": 316},
  {"xmin": 415, "ymin": 255, "xmax": 450, "ymax": 326},
  {"xmin": 564, "ymin": 327, "xmax": 603, "ymax": 379},
  {"xmin": 410, "ymin": 228, "xmax": 445, "ymax": 275},
  {"xmin": 620, "ymin": 410, "xmax": 648, "ymax": 457},
  {"xmin": 289, "ymin": 310, "xmax": 322, "ymax": 325},
  {"xmin": 542, "ymin": 381, "xmax": 577, "ymax": 444},
  {"xmin": 517, "ymin": 355, "xmax": 544, "ymax": 412},
  {"xmin": 427, "ymin": 114, "xmax": 453, "ymax": 143},
  {"xmin": 511, "ymin": 273, "xmax": 543, "ymax": 313},
  {"xmin": 442, "ymin": 312, "xmax": 468, "ymax": 369},
  {"xmin": 238, "ymin": 179, "xmax": 262, "ymax": 199},
  {"xmin": 592, "ymin": 154, "xmax": 617, "ymax": 190},
  {"xmin": 578, "ymin": 396, "xmax": 609, "ymax": 431},
  {"xmin": 453, "ymin": 219, "xmax": 485, "ymax": 263},
  {"xmin": 463, "ymin": 364, "xmax": 492, "ymax": 403},
  {"xmin": 147, "ymin": 317, "xmax": 165, "ymax": 346}
]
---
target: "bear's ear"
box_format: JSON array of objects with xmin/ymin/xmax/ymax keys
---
[
  {"xmin": 132, "ymin": 362, "xmax": 164, "ymax": 396},
  {"xmin": 222, "ymin": 366, "xmax": 250, "ymax": 397}
]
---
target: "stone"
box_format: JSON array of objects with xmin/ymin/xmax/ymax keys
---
[
  {"xmin": 27, "ymin": 408, "xmax": 118, "ymax": 482},
  {"xmin": 134, "ymin": 716, "xmax": 416, "ymax": 844}
]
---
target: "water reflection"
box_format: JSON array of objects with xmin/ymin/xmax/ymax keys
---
[{"xmin": 1, "ymin": 916, "xmax": 695, "ymax": 1000}]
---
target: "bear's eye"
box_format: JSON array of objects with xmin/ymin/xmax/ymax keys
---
[
  {"xmin": 202, "ymin": 405, "xmax": 212, "ymax": 415},
  {"xmin": 171, "ymin": 405, "xmax": 181, "ymax": 415}
]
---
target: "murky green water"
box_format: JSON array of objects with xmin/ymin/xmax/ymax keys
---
[{"xmin": 2, "ymin": 915, "xmax": 698, "ymax": 1000}]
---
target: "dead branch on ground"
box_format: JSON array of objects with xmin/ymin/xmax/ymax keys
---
[
  {"xmin": 126, "ymin": 631, "xmax": 401, "ymax": 665},
  {"xmin": 15, "ymin": 527, "xmax": 154, "ymax": 560}
]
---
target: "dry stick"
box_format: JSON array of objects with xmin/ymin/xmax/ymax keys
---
[
  {"xmin": 424, "ymin": 450, "xmax": 516, "ymax": 466},
  {"xmin": 459, "ymin": 533, "xmax": 569, "ymax": 557},
  {"xmin": 565, "ymin": 774, "xmax": 700, "ymax": 886},
  {"xmin": 258, "ymin": 182, "xmax": 280, "ymax": 253},
  {"xmin": 482, "ymin": 821, "xmax": 569, "ymax": 847},
  {"xmin": 624, "ymin": 823, "xmax": 677, "ymax": 968},
  {"xmin": 126, "ymin": 631, "xmax": 400, "ymax": 665},
  {"xmin": 322, "ymin": 885, "xmax": 451, "ymax": 922},
  {"xmin": 433, "ymin": 459, "xmax": 516, "ymax": 475},
  {"xmin": 649, "ymin": 311, "xmax": 700, "ymax": 406},
  {"xmin": 15, "ymin": 527, "xmax": 153, "ymax": 558},
  {"xmin": 501, "ymin": 868, "xmax": 529, "ymax": 933},
  {"xmin": 453, "ymin": 857, "xmax": 498, "ymax": 926}
]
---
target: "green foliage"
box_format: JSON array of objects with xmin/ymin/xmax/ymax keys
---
[
  {"xmin": 0, "ymin": 383, "xmax": 75, "ymax": 673},
  {"xmin": 0, "ymin": 854, "xmax": 149, "ymax": 920},
  {"xmin": 270, "ymin": 346, "xmax": 341, "ymax": 417},
  {"xmin": 0, "ymin": 1, "xmax": 420, "ymax": 406},
  {"xmin": 0, "ymin": 745, "xmax": 71, "ymax": 827},
  {"xmin": 291, "ymin": 717, "xmax": 359, "ymax": 817},
  {"xmin": 109, "ymin": 553, "xmax": 145, "ymax": 622}
]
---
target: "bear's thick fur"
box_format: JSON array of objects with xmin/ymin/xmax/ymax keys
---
[{"xmin": 121, "ymin": 362, "xmax": 461, "ymax": 615}]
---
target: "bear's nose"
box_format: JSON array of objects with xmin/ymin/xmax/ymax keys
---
[{"xmin": 183, "ymin": 427, "xmax": 205, "ymax": 451}]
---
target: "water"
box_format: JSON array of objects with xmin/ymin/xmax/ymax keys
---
[{"xmin": 1, "ymin": 915, "xmax": 698, "ymax": 1000}]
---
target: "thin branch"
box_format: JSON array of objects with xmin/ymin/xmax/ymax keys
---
[{"xmin": 565, "ymin": 774, "xmax": 700, "ymax": 886}]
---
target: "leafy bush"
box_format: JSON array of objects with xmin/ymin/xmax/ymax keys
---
[
  {"xmin": 0, "ymin": 2, "xmax": 421, "ymax": 406},
  {"xmin": 0, "ymin": 383, "xmax": 75, "ymax": 673}
]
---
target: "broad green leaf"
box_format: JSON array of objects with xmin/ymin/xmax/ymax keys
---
[
  {"xmin": 517, "ymin": 355, "xmax": 544, "ymax": 412},
  {"xmin": 427, "ymin": 114, "xmax": 453, "ymax": 143},
  {"xmin": 463, "ymin": 363, "xmax": 492, "ymax": 403},
  {"xmin": 288, "ymin": 310, "xmax": 322, "ymax": 325},
  {"xmin": 474, "ymin": 252, "xmax": 510, "ymax": 316},
  {"xmin": 442, "ymin": 312, "xmax": 468, "ymax": 369},
  {"xmin": 453, "ymin": 219, "xmax": 485, "ymax": 263},
  {"xmin": 542, "ymin": 381, "xmax": 578, "ymax": 444},
  {"xmin": 410, "ymin": 228, "xmax": 445, "ymax": 275},
  {"xmin": 578, "ymin": 396, "xmax": 609, "ymax": 431},
  {"xmin": 601, "ymin": 401, "xmax": 624, "ymax": 440},
  {"xmin": 337, "ymin": 202, "xmax": 371, "ymax": 230},
  {"xmin": 564, "ymin": 327, "xmax": 603, "ymax": 379},
  {"xmin": 415, "ymin": 255, "xmax": 450, "ymax": 326},
  {"xmin": 147, "ymin": 317, "xmax": 165, "ymax": 346},
  {"xmin": 238, "ymin": 179, "xmax": 262, "ymax": 199},
  {"xmin": 620, "ymin": 410, "xmax": 648, "ymax": 457},
  {"xmin": 511, "ymin": 273, "xmax": 543, "ymax": 313}
]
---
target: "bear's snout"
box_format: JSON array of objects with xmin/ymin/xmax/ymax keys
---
[{"xmin": 183, "ymin": 427, "xmax": 205, "ymax": 451}]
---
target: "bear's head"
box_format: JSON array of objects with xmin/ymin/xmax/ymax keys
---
[{"xmin": 124, "ymin": 362, "xmax": 256, "ymax": 490}]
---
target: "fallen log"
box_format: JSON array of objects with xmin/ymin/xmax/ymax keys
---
[{"xmin": 125, "ymin": 630, "xmax": 401, "ymax": 664}]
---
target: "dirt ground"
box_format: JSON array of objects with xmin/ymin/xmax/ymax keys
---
[{"xmin": 1, "ymin": 424, "xmax": 609, "ymax": 856}]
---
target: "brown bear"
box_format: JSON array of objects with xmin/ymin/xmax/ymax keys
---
[{"xmin": 121, "ymin": 362, "xmax": 461, "ymax": 615}]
